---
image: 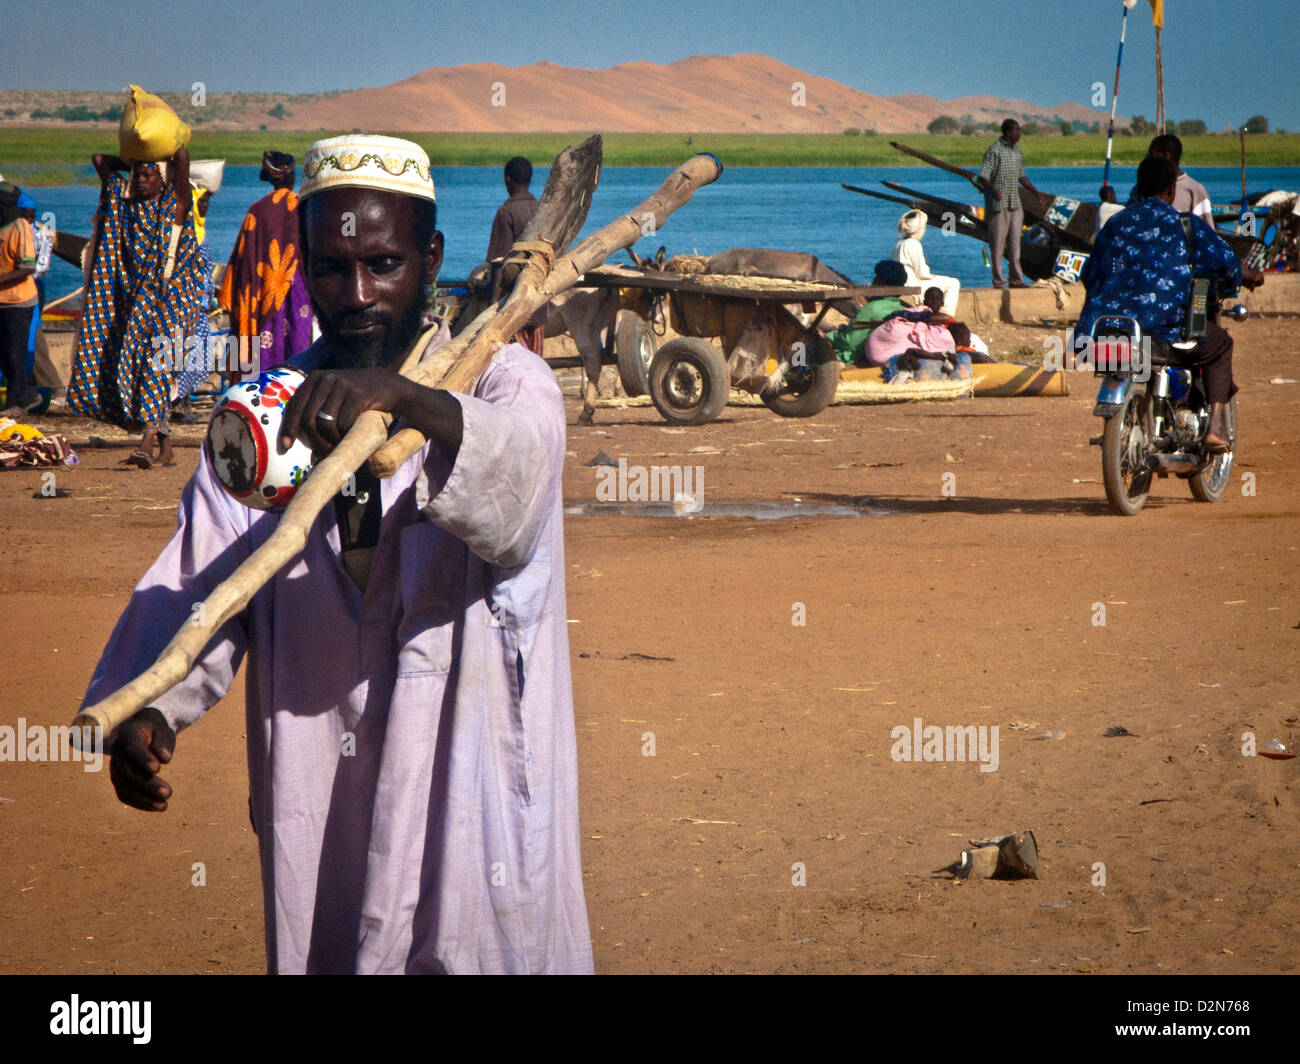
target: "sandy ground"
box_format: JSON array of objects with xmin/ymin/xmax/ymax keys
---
[{"xmin": 0, "ymin": 318, "xmax": 1296, "ymax": 975}]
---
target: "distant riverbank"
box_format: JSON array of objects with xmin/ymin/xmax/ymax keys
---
[{"xmin": 3, "ymin": 130, "xmax": 1298, "ymax": 177}]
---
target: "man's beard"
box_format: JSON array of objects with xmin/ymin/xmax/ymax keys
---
[{"xmin": 318, "ymin": 269, "xmax": 429, "ymax": 370}]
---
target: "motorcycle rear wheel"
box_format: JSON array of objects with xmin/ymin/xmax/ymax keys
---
[
  {"xmin": 1189, "ymin": 396, "xmax": 1238, "ymax": 503},
  {"xmin": 1101, "ymin": 389, "xmax": 1153, "ymax": 516}
]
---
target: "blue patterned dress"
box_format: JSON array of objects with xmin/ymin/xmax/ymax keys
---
[{"xmin": 68, "ymin": 174, "xmax": 204, "ymax": 431}]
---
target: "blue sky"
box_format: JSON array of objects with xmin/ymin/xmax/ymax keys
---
[{"xmin": 8, "ymin": 0, "xmax": 1297, "ymax": 130}]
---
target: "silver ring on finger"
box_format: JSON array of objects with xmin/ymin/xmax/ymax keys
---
[{"xmin": 316, "ymin": 411, "xmax": 337, "ymax": 425}]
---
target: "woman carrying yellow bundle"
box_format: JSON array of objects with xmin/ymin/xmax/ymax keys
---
[{"xmin": 68, "ymin": 150, "xmax": 205, "ymax": 468}]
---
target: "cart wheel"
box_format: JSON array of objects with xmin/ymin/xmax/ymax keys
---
[
  {"xmin": 763, "ymin": 332, "xmax": 840, "ymax": 418},
  {"xmin": 649, "ymin": 338, "xmax": 730, "ymax": 426},
  {"xmin": 615, "ymin": 311, "xmax": 657, "ymax": 397}
]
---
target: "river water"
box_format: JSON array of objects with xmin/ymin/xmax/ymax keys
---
[{"xmin": 24, "ymin": 163, "xmax": 1300, "ymax": 300}]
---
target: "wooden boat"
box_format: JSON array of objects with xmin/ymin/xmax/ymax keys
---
[
  {"xmin": 844, "ymin": 142, "xmax": 1284, "ymax": 282},
  {"xmin": 842, "ymin": 362, "xmax": 1068, "ymax": 397}
]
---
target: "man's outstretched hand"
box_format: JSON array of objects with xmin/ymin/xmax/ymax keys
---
[{"xmin": 109, "ymin": 707, "xmax": 176, "ymax": 812}]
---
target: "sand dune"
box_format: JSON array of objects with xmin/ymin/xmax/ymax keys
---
[
  {"xmin": 0, "ymin": 54, "xmax": 1121, "ymax": 135},
  {"xmin": 278, "ymin": 53, "xmax": 1115, "ymax": 134}
]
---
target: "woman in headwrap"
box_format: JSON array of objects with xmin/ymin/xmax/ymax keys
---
[
  {"xmin": 892, "ymin": 209, "xmax": 961, "ymax": 318},
  {"xmin": 218, "ymin": 150, "xmax": 313, "ymax": 380},
  {"xmin": 68, "ymin": 150, "xmax": 205, "ymax": 467}
]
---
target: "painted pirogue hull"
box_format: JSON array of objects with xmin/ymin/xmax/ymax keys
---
[
  {"xmin": 848, "ymin": 142, "xmax": 1280, "ymax": 282},
  {"xmin": 841, "ymin": 362, "xmax": 1068, "ymax": 397}
]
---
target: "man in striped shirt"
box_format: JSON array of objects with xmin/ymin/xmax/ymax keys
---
[{"xmin": 975, "ymin": 119, "xmax": 1043, "ymax": 288}]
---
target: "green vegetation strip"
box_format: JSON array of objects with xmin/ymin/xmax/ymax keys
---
[{"xmin": 3, "ymin": 130, "xmax": 1297, "ymax": 177}]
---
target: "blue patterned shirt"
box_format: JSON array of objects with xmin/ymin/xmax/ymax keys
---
[{"xmin": 1077, "ymin": 197, "xmax": 1242, "ymax": 343}]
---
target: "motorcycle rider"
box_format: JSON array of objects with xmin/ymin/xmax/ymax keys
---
[{"xmin": 1077, "ymin": 154, "xmax": 1264, "ymax": 453}]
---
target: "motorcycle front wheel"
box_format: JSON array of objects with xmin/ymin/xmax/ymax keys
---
[
  {"xmin": 1101, "ymin": 389, "xmax": 1153, "ymax": 515},
  {"xmin": 1189, "ymin": 396, "xmax": 1238, "ymax": 503}
]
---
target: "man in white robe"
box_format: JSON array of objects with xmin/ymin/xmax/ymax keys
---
[
  {"xmin": 81, "ymin": 135, "xmax": 594, "ymax": 974},
  {"xmin": 892, "ymin": 209, "xmax": 960, "ymax": 317}
]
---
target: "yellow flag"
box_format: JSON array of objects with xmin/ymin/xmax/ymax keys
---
[{"xmin": 1149, "ymin": 0, "xmax": 1164, "ymax": 28}]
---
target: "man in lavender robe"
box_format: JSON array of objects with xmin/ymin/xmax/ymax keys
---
[{"xmin": 81, "ymin": 135, "xmax": 594, "ymax": 974}]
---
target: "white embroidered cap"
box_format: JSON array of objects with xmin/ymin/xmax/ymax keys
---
[{"xmin": 299, "ymin": 135, "xmax": 435, "ymax": 203}]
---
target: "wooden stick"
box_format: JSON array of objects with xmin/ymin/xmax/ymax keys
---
[
  {"xmin": 72, "ymin": 143, "xmax": 722, "ymax": 738},
  {"xmin": 369, "ymin": 150, "xmax": 723, "ymax": 478}
]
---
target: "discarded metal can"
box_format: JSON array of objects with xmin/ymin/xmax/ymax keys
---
[{"xmin": 940, "ymin": 830, "xmax": 1040, "ymax": 880}]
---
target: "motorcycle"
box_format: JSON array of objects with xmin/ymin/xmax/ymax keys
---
[{"xmin": 1086, "ymin": 281, "xmax": 1248, "ymax": 516}]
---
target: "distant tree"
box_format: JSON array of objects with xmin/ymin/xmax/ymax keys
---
[
  {"xmin": 1242, "ymin": 114, "xmax": 1269, "ymax": 133},
  {"xmin": 1130, "ymin": 114, "xmax": 1151, "ymax": 135},
  {"xmin": 927, "ymin": 115, "xmax": 960, "ymax": 134},
  {"xmin": 3, "ymin": 109, "xmax": 16, "ymax": 117},
  {"xmin": 842, "ymin": 127, "xmax": 861, "ymax": 136},
  {"xmin": 268, "ymin": 103, "xmax": 287, "ymax": 119},
  {"xmin": 1021, "ymin": 122, "xmax": 1040, "ymax": 137},
  {"xmin": 1177, "ymin": 119, "xmax": 1207, "ymax": 136},
  {"xmin": 1058, "ymin": 120, "xmax": 1074, "ymax": 137},
  {"xmin": 960, "ymin": 123, "xmax": 978, "ymax": 136}
]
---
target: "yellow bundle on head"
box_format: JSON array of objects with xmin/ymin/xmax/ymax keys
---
[{"xmin": 118, "ymin": 84, "xmax": 191, "ymax": 163}]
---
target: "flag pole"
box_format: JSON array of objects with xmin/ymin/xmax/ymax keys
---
[
  {"xmin": 1238, "ymin": 126, "xmax": 1250, "ymax": 234},
  {"xmin": 1154, "ymin": 27, "xmax": 1165, "ymax": 132},
  {"xmin": 1102, "ymin": 0, "xmax": 1137, "ymax": 188}
]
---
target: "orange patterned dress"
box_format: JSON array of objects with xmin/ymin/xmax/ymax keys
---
[{"xmin": 218, "ymin": 187, "xmax": 313, "ymax": 374}]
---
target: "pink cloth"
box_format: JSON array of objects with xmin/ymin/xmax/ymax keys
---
[{"xmin": 864, "ymin": 315, "xmax": 956, "ymax": 367}]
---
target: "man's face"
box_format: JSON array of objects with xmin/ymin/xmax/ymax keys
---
[
  {"xmin": 303, "ymin": 188, "xmax": 442, "ymax": 369},
  {"xmin": 129, "ymin": 162, "xmax": 162, "ymax": 200},
  {"xmin": 1004, "ymin": 123, "xmax": 1021, "ymax": 144}
]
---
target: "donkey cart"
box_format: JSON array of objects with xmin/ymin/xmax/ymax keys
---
[{"xmin": 579, "ymin": 263, "xmax": 914, "ymax": 426}]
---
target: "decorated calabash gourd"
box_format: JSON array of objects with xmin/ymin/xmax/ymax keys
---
[{"xmin": 206, "ymin": 367, "xmax": 314, "ymax": 510}]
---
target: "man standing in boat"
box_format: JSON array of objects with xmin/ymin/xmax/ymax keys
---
[{"xmin": 975, "ymin": 119, "xmax": 1043, "ymax": 289}]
